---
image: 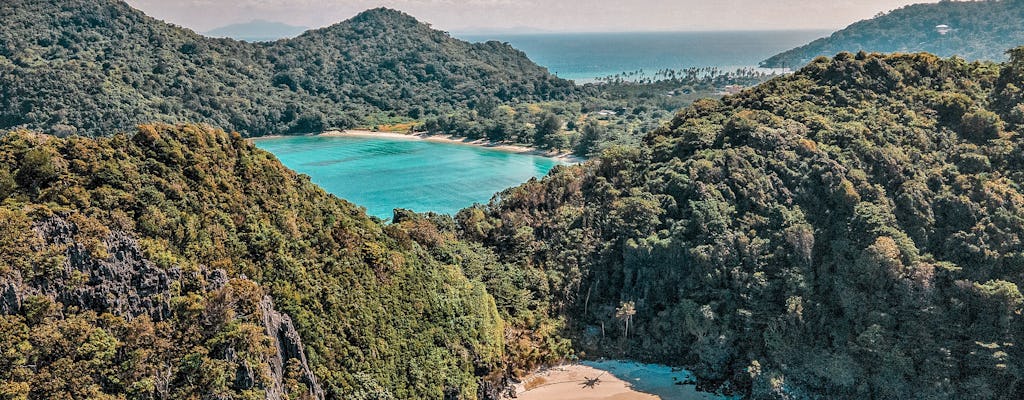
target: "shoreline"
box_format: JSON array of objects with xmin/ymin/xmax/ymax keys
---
[
  {"xmin": 252, "ymin": 130, "xmax": 586, "ymax": 164},
  {"xmin": 509, "ymin": 361, "xmax": 722, "ymax": 400}
]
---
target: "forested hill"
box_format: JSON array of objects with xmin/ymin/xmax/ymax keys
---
[
  {"xmin": 0, "ymin": 0, "xmax": 575, "ymax": 137},
  {"xmin": 761, "ymin": 0, "xmax": 1024, "ymax": 68},
  {"xmin": 460, "ymin": 49, "xmax": 1024, "ymax": 398},
  {"xmin": 0, "ymin": 124, "xmax": 513, "ymax": 399}
]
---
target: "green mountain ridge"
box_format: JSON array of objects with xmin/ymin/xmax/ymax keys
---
[
  {"xmin": 459, "ymin": 49, "xmax": 1024, "ymax": 398},
  {"xmin": 0, "ymin": 0, "xmax": 575, "ymax": 137},
  {"xmin": 2, "ymin": 0, "xmax": 1024, "ymax": 399},
  {"xmin": 762, "ymin": 0, "xmax": 1024, "ymax": 68},
  {"xmin": 0, "ymin": 125, "xmax": 508, "ymax": 399},
  {"xmin": 4, "ymin": 49, "xmax": 1023, "ymax": 399}
]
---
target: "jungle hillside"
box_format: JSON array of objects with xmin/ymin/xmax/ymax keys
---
[{"xmin": 762, "ymin": 0, "xmax": 1024, "ymax": 68}]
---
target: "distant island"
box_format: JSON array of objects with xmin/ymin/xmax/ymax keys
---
[
  {"xmin": 762, "ymin": 0, "xmax": 1024, "ymax": 68},
  {"xmin": 204, "ymin": 19, "xmax": 309, "ymax": 42}
]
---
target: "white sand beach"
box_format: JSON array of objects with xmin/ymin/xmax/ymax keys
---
[
  {"xmin": 319, "ymin": 130, "xmax": 586, "ymax": 163},
  {"xmin": 510, "ymin": 361, "xmax": 727, "ymax": 400}
]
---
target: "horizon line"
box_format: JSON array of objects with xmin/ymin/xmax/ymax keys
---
[{"xmin": 449, "ymin": 27, "xmax": 837, "ymax": 35}]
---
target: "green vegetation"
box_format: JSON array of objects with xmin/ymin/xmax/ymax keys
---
[
  {"xmin": 762, "ymin": 0, "xmax": 1024, "ymax": 68},
  {"xmin": 6, "ymin": 45, "xmax": 1024, "ymax": 400},
  {"xmin": 419, "ymin": 68, "xmax": 777, "ymax": 156},
  {"xmin": 4, "ymin": 45, "xmax": 1024, "ymax": 399},
  {"xmin": 0, "ymin": 0, "xmax": 776, "ymax": 157},
  {"xmin": 0, "ymin": 0, "xmax": 575, "ymax": 137},
  {"xmin": 5, "ymin": 1, "xmax": 1024, "ymax": 399},
  {"xmin": 459, "ymin": 50, "xmax": 1024, "ymax": 398},
  {"xmin": 0, "ymin": 125, "xmax": 508, "ymax": 399}
]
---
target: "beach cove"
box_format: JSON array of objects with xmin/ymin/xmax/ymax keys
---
[
  {"xmin": 511, "ymin": 361, "xmax": 731, "ymax": 400},
  {"xmin": 319, "ymin": 130, "xmax": 586, "ymax": 163},
  {"xmin": 253, "ymin": 131, "xmax": 572, "ymax": 218}
]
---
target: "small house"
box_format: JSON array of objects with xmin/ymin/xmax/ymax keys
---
[{"xmin": 723, "ymin": 85, "xmax": 745, "ymax": 95}]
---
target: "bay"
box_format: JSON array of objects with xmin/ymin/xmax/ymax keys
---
[{"xmin": 254, "ymin": 135, "xmax": 563, "ymax": 219}]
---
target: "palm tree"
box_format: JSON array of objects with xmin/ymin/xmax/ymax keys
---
[{"xmin": 615, "ymin": 301, "xmax": 636, "ymax": 340}]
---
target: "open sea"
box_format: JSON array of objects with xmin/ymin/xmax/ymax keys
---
[{"xmin": 457, "ymin": 30, "xmax": 830, "ymax": 81}]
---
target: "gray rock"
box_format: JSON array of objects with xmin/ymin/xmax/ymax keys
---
[
  {"xmin": 13, "ymin": 215, "xmax": 326, "ymax": 400},
  {"xmin": 206, "ymin": 268, "xmax": 230, "ymax": 291},
  {"xmin": 261, "ymin": 295, "xmax": 326, "ymax": 400},
  {"xmin": 32, "ymin": 217, "xmax": 181, "ymax": 320},
  {"xmin": 0, "ymin": 274, "xmax": 21, "ymax": 315}
]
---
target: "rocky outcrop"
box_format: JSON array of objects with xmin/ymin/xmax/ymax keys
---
[
  {"xmin": 478, "ymin": 376, "xmax": 516, "ymax": 400},
  {"xmin": 31, "ymin": 217, "xmax": 182, "ymax": 319},
  {"xmin": 2, "ymin": 215, "xmax": 325, "ymax": 400},
  {"xmin": 260, "ymin": 295, "xmax": 326, "ymax": 400},
  {"xmin": 0, "ymin": 274, "xmax": 21, "ymax": 315}
]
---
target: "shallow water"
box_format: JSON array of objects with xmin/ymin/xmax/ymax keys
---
[
  {"xmin": 580, "ymin": 361, "xmax": 728, "ymax": 400},
  {"xmin": 254, "ymin": 135, "xmax": 563, "ymax": 219}
]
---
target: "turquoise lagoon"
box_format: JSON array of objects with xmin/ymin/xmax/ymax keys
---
[{"xmin": 255, "ymin": 135, "xmax": 563, "ymax": 219}]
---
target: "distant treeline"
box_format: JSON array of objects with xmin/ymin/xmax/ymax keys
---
[
  {"xmin": 419, "ymin": 67, "xmax": 781, "ymax": 156},
  {"xmin": 592, "ymin": 66, "xmax": 779, "ymax": 86}
]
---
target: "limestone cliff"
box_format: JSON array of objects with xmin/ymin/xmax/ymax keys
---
[{"xmin": 0, "ymin": 215, "xmax": 324, "ymax": 400}]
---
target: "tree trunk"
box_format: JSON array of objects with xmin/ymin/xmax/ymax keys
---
[{"xmin": 584, "ymin": 284, "xmax": 592, "ymax": 315}]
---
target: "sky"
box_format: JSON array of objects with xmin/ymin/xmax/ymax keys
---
[{"xmin": 124, "ymin": 0, "xmax": 938, "ymax": 34}]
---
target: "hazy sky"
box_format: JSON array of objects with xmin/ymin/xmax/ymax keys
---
[{"xmin": 125, "ymin": 0, "xmax": 937, "ymax": 33}]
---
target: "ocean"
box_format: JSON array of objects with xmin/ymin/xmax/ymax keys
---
[{"xmin": 456, "ymin": 30, "xmax": 830, "ymax": 81}]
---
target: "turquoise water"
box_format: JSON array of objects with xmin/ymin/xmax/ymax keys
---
[
  {"xmin": 255, "ymin": 136, "xmax": 563, "ymax": 219},
  {"xmin": 457, "ymin": 31, "xmax": 831, "ymax": 81},
  {"xmin": 580, "ymin": 361, "xmax": 732, "ymax": 400}
]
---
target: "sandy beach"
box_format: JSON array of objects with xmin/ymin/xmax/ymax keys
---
[
  {"xmin": 510, "ymin": 361, "xmax": 726, "ymax": 400},
  {"xmin": 314, "ymin": 130, "xmax": 586, "ymax": 163}
]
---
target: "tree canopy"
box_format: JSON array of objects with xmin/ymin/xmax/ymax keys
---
[
  {"xmin": 460, "ymin": 49, "xmax": 1024, "ymax": 399},
  {"xmin": 0, "ymin": 0, "xmax": 576, "ymax": 137},
  {"xmin": 0, "ymin": 125, "xmax": 508, "ymax": 399}
]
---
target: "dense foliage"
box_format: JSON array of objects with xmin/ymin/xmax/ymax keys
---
[
  {"xmin": 7, "ymin": 2, "xmax": 1024, "ymax": 399},
  {"xmin": 419, "ymin": 68, "xmax": 778, "ymax": 156},
  {"xmin": 0, "ymin": 0, "xmax": 780, "ymax": 159},
  {"xmin": 0, "ymin": 0, "xmax": 575, "ymax": 136},
  {"xmin": 762, "ymin": 0, "xmax": 1024, "ymax": 68},
  {"xmin": 461, "ymin": 50, "xmax": 1024, "ymax": 398},
  {"xmin": 0, "ymin": 125, "xmax": 508, "ymax": 399}
]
